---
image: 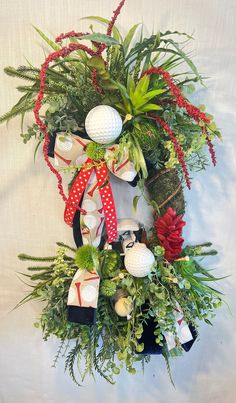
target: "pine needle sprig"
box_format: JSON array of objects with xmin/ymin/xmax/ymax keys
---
[
  {"xmin": 65, "ymin": 341, "xmax": 82, "ymax": 386},
  {"xmin": 52, "ymin": 339, "xmax": 65, "ymax": 368}
]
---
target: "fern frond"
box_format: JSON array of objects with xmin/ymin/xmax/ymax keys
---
[
  {"xmin": 65, "ymin": 341, "xmax": 82, "ymax": 386},
  {"xmin": 18, "ymin": 253, "xmax": 56, "ymax": 262},
  {"xmin": 162, "ymin": 346, "xmax": 175, "ymax": 388},
  {"xmin": 4, "ymin": 66, "xmax": 39, "ymax": 82},
  {"xmin": 27, "ymin": 266, "xmax": 53, "ymax": 271},
  {"xmin": 52, "ymin": 339, "xmax": 65, "ymax": 368},
  {"xmin": 56, "ymin": 242, "xmax": 77, "ymax": 252},
  {"xmin": 82, "ymin": 326, "xmax": 96, "ymax": 381},
  {"xmin": 0, "ymin": 92, "xmax": 35, "ymax": 124},
  {"xmin": 93, "ymin": 352, "xmax": 115, "ymax": 384}
]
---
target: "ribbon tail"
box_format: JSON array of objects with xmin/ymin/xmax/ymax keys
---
[
  {"xmin": 64, "ymin": 159, "xmax": 93, "ymax": 226},
  {"xmin": 95, "ymin": 163, "xmax": 118, "ymax": 243},
  {"xmin": 67, "ymin": 268, "xmax": 100, "ymax": 325}
]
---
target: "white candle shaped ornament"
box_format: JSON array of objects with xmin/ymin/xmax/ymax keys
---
[{"xmin": 113, "ymin": 289, "xmax": 133, "ymax": 317}]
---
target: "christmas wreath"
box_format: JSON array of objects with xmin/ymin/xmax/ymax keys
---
[{"xmin": 2, "ymin": 0, "xmax": 225, "ymax": 385}]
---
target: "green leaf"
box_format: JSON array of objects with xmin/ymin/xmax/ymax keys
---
[
  {"xmin": 133, "ymin": 89, "xmax": 165, "ymax": 109},
  {"xmin": 137, "ymin": 103, "xmax": 162, "ymax": 113},
  {"xmin": 4, "ymin": 66, "xmax": 39, "ymax": 82},
  {"xmin": 34, "ymin": 140, "xmax": 42, "ymax": 161},
  {"xmin": 79, "ymin": 33, "xmax": 119, "ymax": 46},
  {"xmin": 87, "ymin": 56, "xmax": 106, "ymax": 70},
  {"xmin": 127, "ymin": 74, "xmax": 135, "ymax": 96},
  {"xmin": 32, "ymin": 26, "xmax": 61, "ymax": 51},
  {"xmin": 161, "ymin": 30, "xmax": 193, "ymax": 40},
  {"xmin": 134, "ymin": 75, "xmax": 150, "ymax": 98},
  {"xmin": 161, "ymin": 39, "xmax": 201, "ymax": 82},
  {"xmin": 204, "ymin": 318, "xmax": 213, "ymax": 326},
  {"xmin": 81, "ymin": 16, "xmax": 123, "ymax": 42},
  {"xmin": 112, "ymin": 80, "xmax": 133, "ymax": 114},
  {"xmin": 0, "ymin": 95, "xmax": 35, "ymax": 124},
  {"xmin": 123, "ymin": 24, "xmax": 141, "ymax": 55},
  {"xmin": 143, "ymin": 89, "xmax": 166, "ymax": 99},
  {"xmin": 133, "ymin": 195, "xmax": 141, "ymax": 213}
]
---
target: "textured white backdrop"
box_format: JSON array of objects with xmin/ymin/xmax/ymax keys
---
[{"xmin": 0, "ymin": 1, "xmax": 236, "ymax": 402}]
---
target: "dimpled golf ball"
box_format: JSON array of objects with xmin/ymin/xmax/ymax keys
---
[
  {"xmin": 85, "ymin": 105, "xmax": 123, "ymax": 144},
  {"xmin": 124, "ymin": 243, "xmax": 155, "ymax": 278}
]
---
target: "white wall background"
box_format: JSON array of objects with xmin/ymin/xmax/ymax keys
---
[{"xmin": 0, "ymin": 1, "xmax": 236, "ymax": 402}]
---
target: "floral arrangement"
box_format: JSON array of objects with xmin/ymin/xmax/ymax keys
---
[{"xmin": 2, "ymin": 0, "xmax": 225, "ymax": 385}]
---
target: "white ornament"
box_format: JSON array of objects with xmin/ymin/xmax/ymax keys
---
[
  {"xmin": 124, "ymin": 243, "xmax": 155, "ymax": 278},
  {"xmin": 85, "ymin": 105, "xmax": 122, "ymax": 144},
  {"xmin": 114, "ymin": 297, "xmax": 132, "ymax": 317},
  {"xmin": 117, "ymin": 218, "xmax": 139, "ymax": 233}
]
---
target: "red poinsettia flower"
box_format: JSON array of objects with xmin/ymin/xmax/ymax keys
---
[{"xmin": 154, "ymin": 207, "xmax": 186, "ymax": 262}]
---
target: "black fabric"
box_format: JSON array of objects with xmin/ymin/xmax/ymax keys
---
[
  {"xmin": 73, "ymin": 209, "xmax": 83, "ymax": 248},
  {"xmin": 138, "ymin": 315, "xmax": 163, "ymax": 355},
  {"xmin": 47, "ymin": 133, "xmax": 57, "ymax": 158},
  {"xmin": 137, "ymin": 313, "xmax": 197, "ymax": 355},
  {"xmin": 181, "ymin": 324, "xmax": 197, "ymax": 352},
  {"xmin": 67, "ymin": 305, "xmax": 97, "ymax": 325}
]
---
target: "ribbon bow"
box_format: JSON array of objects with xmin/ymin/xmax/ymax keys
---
[{"xmin": 54, "ymin": 133, "xmax": 137, "ymax": 245}]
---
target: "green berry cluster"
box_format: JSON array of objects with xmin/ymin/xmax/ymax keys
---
[
  {"xmin": 100, "ymin": 279, "xmax": 116, "ymax": 297},
  {"xmin": 102, "ymin": 250, "xmax": 121, "ymax": 278}
]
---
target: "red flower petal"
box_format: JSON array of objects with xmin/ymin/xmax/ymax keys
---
[{"xmin": 154, "ymin": 207, "xmax": 185, "ymax": 262}]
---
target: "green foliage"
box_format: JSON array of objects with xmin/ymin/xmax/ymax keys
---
[
  {"xmin": 86, "ymin": 142, "xmax": 105, "ymax": 161},
  {"xmin": 8, "ymin": 12, "xmax": 224, "ymax": 387},
  {"xmin": 17, "ymin": 238, "xmax": 224, "ymax": 385},
  {"xmin": 79, "ymin": 32, "xmax": 120, "ymax": 46},
  {"xmin": 115, "ymin": 74, "xmax": 164, "ymax": 116},
  {"xmin": 0, "ymin": 20, "xmax": 221, "ymax": 175},
  {"xmin": 100, "ymin": 279, "xmax": 116, "ymax": 296},
  {"xmin": 75, "ymin": 245, "xmax": 99, "ymax": 271},
  {"xmin": 100, "ymin": 249, "xmax": 121, "ymax": 278},
  {"xmin": 130, "ymin": 121, "xmax": 162, "ymax": 166}
]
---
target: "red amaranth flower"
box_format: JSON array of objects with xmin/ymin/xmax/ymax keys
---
[
  {"xmin": 107, "ymin": 0, "xmax": 126, "ymax": 36},
  {"xmin": 206, "ymin": 136, "xmax": 217, "ymax": 166},
  {"xmin": 149, "ymin": 114, "xmax": 191, "ymax": 189},
  {"xmin": 154, "ymin": 208, "xmax": 186, "ymax": 262},
  {"xmin": 55, "ymin": 31, "xmax": 90, "ymax": 43},
  {"xmin": 143, "ymin": 66, "xmax": 217, "ymax": 168},
  {"xmin": 91, "ymin": 68, "xmax": 103, "ymax": 94},
  {"xmin": 143, "ymin": 67, "xmax": 210, "ymax": 124}
]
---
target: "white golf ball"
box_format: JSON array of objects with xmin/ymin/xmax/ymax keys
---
[
  {"xmin": 85, "ymin": 105, "xmax": 123, "ymax": 144},
  {"xmin": 124, "ymin": 243, "xmax": 155, "ymax": 278}
]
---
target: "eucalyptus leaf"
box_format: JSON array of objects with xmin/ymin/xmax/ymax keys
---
[
  {"xmin": 81, "ymin": 16, "xmax": 123, "ymax": 42},
  {"xmin": 79, "ymin": 33, "xmax": 120, "ymax": 46}
]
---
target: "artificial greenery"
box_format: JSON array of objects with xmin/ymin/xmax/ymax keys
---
[
  {"xmin": 18, "ymin": 240, "xmax": 223, "ymax": 385},
  {"xmin": 0, "ymin": 9, "xmax": 221, "ymax": 175},
  {"xmin": 75, "ymin": 245, "xmax": 99, "ymax": 271},
  {"xmin": 3, "ymin": 0, "xmax": 225, "ymax": 387}
]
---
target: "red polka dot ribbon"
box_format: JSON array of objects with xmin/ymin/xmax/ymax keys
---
[{"xmin": 64, "ymin": 158, "xmax": 117, "ymax": 243}]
